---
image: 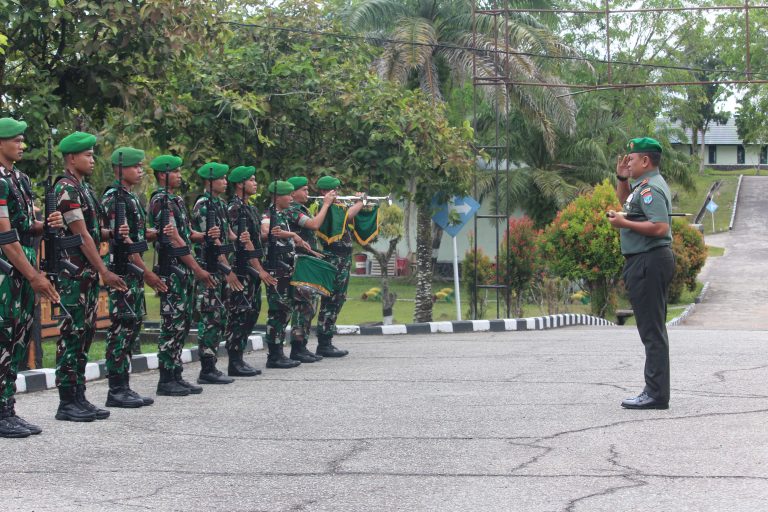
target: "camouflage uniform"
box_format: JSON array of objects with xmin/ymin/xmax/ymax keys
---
[
  {"xmin": 316, "ymin": 211, "xmax": 353, "ymax": 346},
  {"xmin": 284, "ymin": 202, "xmax": 318, "ymax": 344},
  {"xmin": 55, "ymin": 171, "xmax": 103, "ymax": 389},
  {"xmin": 261, "ymin": 207, "xmax": 295, "ymax": 346},
  {"xmin": 0, "ymin": 165, "xmax": 37, "ymax": 407},
  {"xmin": 101, "ymin": 180, "xmax": 146, "ymax": 378},
  {"xmin": 148, "ymin": 187, "xmax": 194, "ymax": 371},
  {"xmin": 191, "ymin": 192, "xmax": 230, "ymax": 358},
  {"xmin": 224, "ymin": 196, "xmax": 263, "ymax": 355}
]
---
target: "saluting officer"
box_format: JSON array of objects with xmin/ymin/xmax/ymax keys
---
[{"xmin": 609, "ymin": 137, "xmax": 675, "ymax": 410}]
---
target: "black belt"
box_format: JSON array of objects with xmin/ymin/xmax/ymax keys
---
[{"xmin": 624, "ymin": 244, "xmax": 671, "ymax": 259}]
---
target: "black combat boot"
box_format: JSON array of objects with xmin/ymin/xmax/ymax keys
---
[
  {"xmin": 105, "ymin": 375, "xmax": 144, "ymax": 408},
  {"xmin": 6, "ymin": 398, "xmax": 42, "ymax": 435},
  {"xmin": 174, "ymin": 367, "xmax": 202, "ymax": 394},
  {"xmin": 76, "ymin": 384, "xmax": 110, "ymax": 419},
  {"xmin": 156, "ymin": 366, "xmax": 190, "ymax": 396},
  {"xmin": 289, "ymin": 340, "xmax": 320, "ymax": 363},
  {"xmin": 0, "ymin": 400, "xmax": 31, "ymax": 438},
  {"xmin": 55, "ymin": 386, "xmax": 96, "ymax": 422},
  {"xmin": 198, "ymin": 356, "xmax": 235, "ymax": 384},
  {"xmin": 266, "ymin": 343, "xmax": 301, "ymax": 369},
  {"xmin": 305, "ymin": 341, "xmax": 323, "ymax": 361},
  {"xmin": 124, "ymin": 372, "xmax": 154, "ymax": 406},
  {"xmin": 316, "ymin": 336, "xmax": 349, "ymax": 358},
  {"xmin": 227, "ymin": 349, "xmax": 261, "ymax": 377}
]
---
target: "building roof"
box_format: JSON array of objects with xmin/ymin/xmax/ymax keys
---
[{"xmin": 665, "ymin": 117, "xmax": 750, "ymax": 145}]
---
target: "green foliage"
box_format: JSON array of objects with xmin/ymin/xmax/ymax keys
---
[
  {"xmin": 498, "ymin": 216, "xmax": 540, "ymax": 317},
  {"xmin": 668, "ymin": 219, "xmax": 707, "ymax": 303},
  {"xmin": 539, "ymin": 179, "xmax": 623, "ymax": 316},
  {"xmin": 462, "ymin": 236, "xmax": 495, "ymax": 319}
]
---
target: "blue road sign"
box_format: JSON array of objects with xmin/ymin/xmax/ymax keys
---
[
  {"xmin": 432, "ymin": 196, "xmax": 481, "ymax": 237},
  {"xmin": 706, "ymin": 200, "xmax": 718, "ymax": 213}
]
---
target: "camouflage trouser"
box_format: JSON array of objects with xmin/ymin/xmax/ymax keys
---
[
  {"xmin": 317, "ymin": 252, "xmax": 351, "ymax": 341},
  {"xmin": 224, "ymin": 274, "xmax": 262, "ymax": 353},
  {"xmin": 290, "ymin": 285, "xmax": 317, "ymax": 343},
  {"xmin": 0, "ymin": 270, "xmax": 35, "ymax": 404},
  {"xmin": 265, "ymin": 271, "xmax": 293, "ymax": 346},
  {"xmin": 195, "ymin": 276, "xmax": 228, "ymax": 358},
  {"xmin": 56, "ymin": 271, "xmax": 99, "ymax": 388},
  {"xmin": 157, "ymin": 271, "xmax": 194, "ymax": 370},
  {"xmin": 104, "ymin": 274, "xmax": 145, "ymax": 377}
]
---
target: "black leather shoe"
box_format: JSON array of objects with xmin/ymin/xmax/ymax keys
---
[
  {"xmin": 621, "ymin": 392, "xmax": 668, "ymax": 410},
  {"xmin": 125, "ymin": 373, "xmax": 154, "ymax": 405},
  {"xmin": 105, "ymin": 375, "xmax": 144, "ymax": 408}
]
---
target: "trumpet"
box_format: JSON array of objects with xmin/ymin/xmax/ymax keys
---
[{"xmin": 308, "ymin": 193, "xmax": 393, "ymax": 207}]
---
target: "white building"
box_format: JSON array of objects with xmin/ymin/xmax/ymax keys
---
[{"xmin": 668, "ymin": 117, "xmax": 768, "ymax": 169}]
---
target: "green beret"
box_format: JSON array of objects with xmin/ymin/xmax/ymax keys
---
[
  {"xmin": 196, "ymin": 162, "xmax": 229, "ymax": 180},
  {"xmin": 0, "ymin": 118, "xmax": 27, "ymax": 139},
  {"xmin": 316, "ymin": 176, "xmax": 341, "ymax": 190},
  {"xmin": 59, "ymin": 131, "xmax": 97, "ymax": 154},
  {"xmin": 111, "ymin": 146, "xmax": 145, "ymax": 167},
  {"xmin": 287, "ymin": 176, "xmax": 308, "ymax": 189},
  {"xmin": 627, "ymin": 137, "xmax": 662, "ymax": 154},
  {"xmin": 150, "ymin": 155, "xmax": 183, "ymax": 172},
  {"xmin": 229, "ymin": 165, "xmax": 256, "ymax": 184},
  {"xmin": 267, "ymin": 180, "xmax": 294, "ymax": 195}
]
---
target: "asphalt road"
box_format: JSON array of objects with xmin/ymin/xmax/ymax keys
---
[
  {"xmin": 685, "ymin": 176, "xmax": 768, "ymax": 329},
  {"xmin": 4, "ymin": 327, "xmax": 768, "ymax": 511}
]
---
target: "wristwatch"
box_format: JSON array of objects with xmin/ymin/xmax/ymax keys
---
[{"xmin": 616, "ymin": 175, "xmax": 628, "ymax": 182}]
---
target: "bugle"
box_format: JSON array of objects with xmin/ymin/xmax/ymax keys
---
[{"xmin": 308, "ymin": 193, "xmax": 393, "ymax": 206}]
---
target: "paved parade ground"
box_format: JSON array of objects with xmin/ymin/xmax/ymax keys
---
[{"xmin": 3, "ymin": 326, "xmax": 768, "ymax": 511}]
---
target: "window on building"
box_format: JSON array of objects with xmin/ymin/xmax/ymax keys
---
[
  {"xmin": 708, "ymin": 145, "xmax": 717, "ymax": 164},
  {"xmin": 737, "ymin": 145, "xmax": 745, "ymax": 164},
  {"xmin": 761, "ymin": 146, "xmax": 767, "ymax": 165}
]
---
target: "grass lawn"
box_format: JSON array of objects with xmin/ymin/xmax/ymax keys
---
[{"xmin": 672, "ymin": 169, "xmax": 758, "ymax": 235}]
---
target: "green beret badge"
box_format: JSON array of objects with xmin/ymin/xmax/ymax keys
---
[{"xmin": 627, "ymin": 137, "xmax": 662, "ymax": 154}]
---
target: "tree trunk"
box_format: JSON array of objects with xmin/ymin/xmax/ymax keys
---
[
  {"xmin": 413, "ymin": 202, "xmax": 434, "ymax": 323},
  {"xmin": 361, "ymin": 236, "xmax": 401, "ymax": 326},
  {"xmin": 698, "ymin": 126, "xmax": 707, "ymax": 174}
]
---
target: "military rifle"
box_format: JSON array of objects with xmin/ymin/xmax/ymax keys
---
[
  {"xmin": 154, "ymin": 164, "xmax": 189, "ymax": 317},
  {"xmin": 200, "ymin": 166, "xmax": 232, "ymax": 310},
  {"xmin": 38, "ymin": 136, "xmax": 83, "ymax": 319},
  {"xmin": 110, "ymin": 152, "xmax": 148, "ymax": 319},
  {"xmin": 231, "ymin": 185, "xmax": 260, "ymax": 311}
]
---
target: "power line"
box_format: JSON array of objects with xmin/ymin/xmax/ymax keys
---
[{"xmin": 220, "ymin": 20, "xmax": 768, "ymax": 82}]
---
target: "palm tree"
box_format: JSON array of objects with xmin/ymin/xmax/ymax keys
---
[{"xmin": 346, "ymin": 0, "xmax": 583, "ymax": 321}]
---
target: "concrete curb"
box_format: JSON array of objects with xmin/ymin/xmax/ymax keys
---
[
  {"xmin": 667, "ymin": 281, "xmax": 710, "ymax": 327},
  {"xmin": 16, "ymin": 313, "xmax": 613, "ymax": 394},
  {"xmin": 729, "ymin": 174, "xmax": 744, "ymax": 230},
  {"xmin": 16, "ymin": 335, "xmax": 264, "ymax": 394}
]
